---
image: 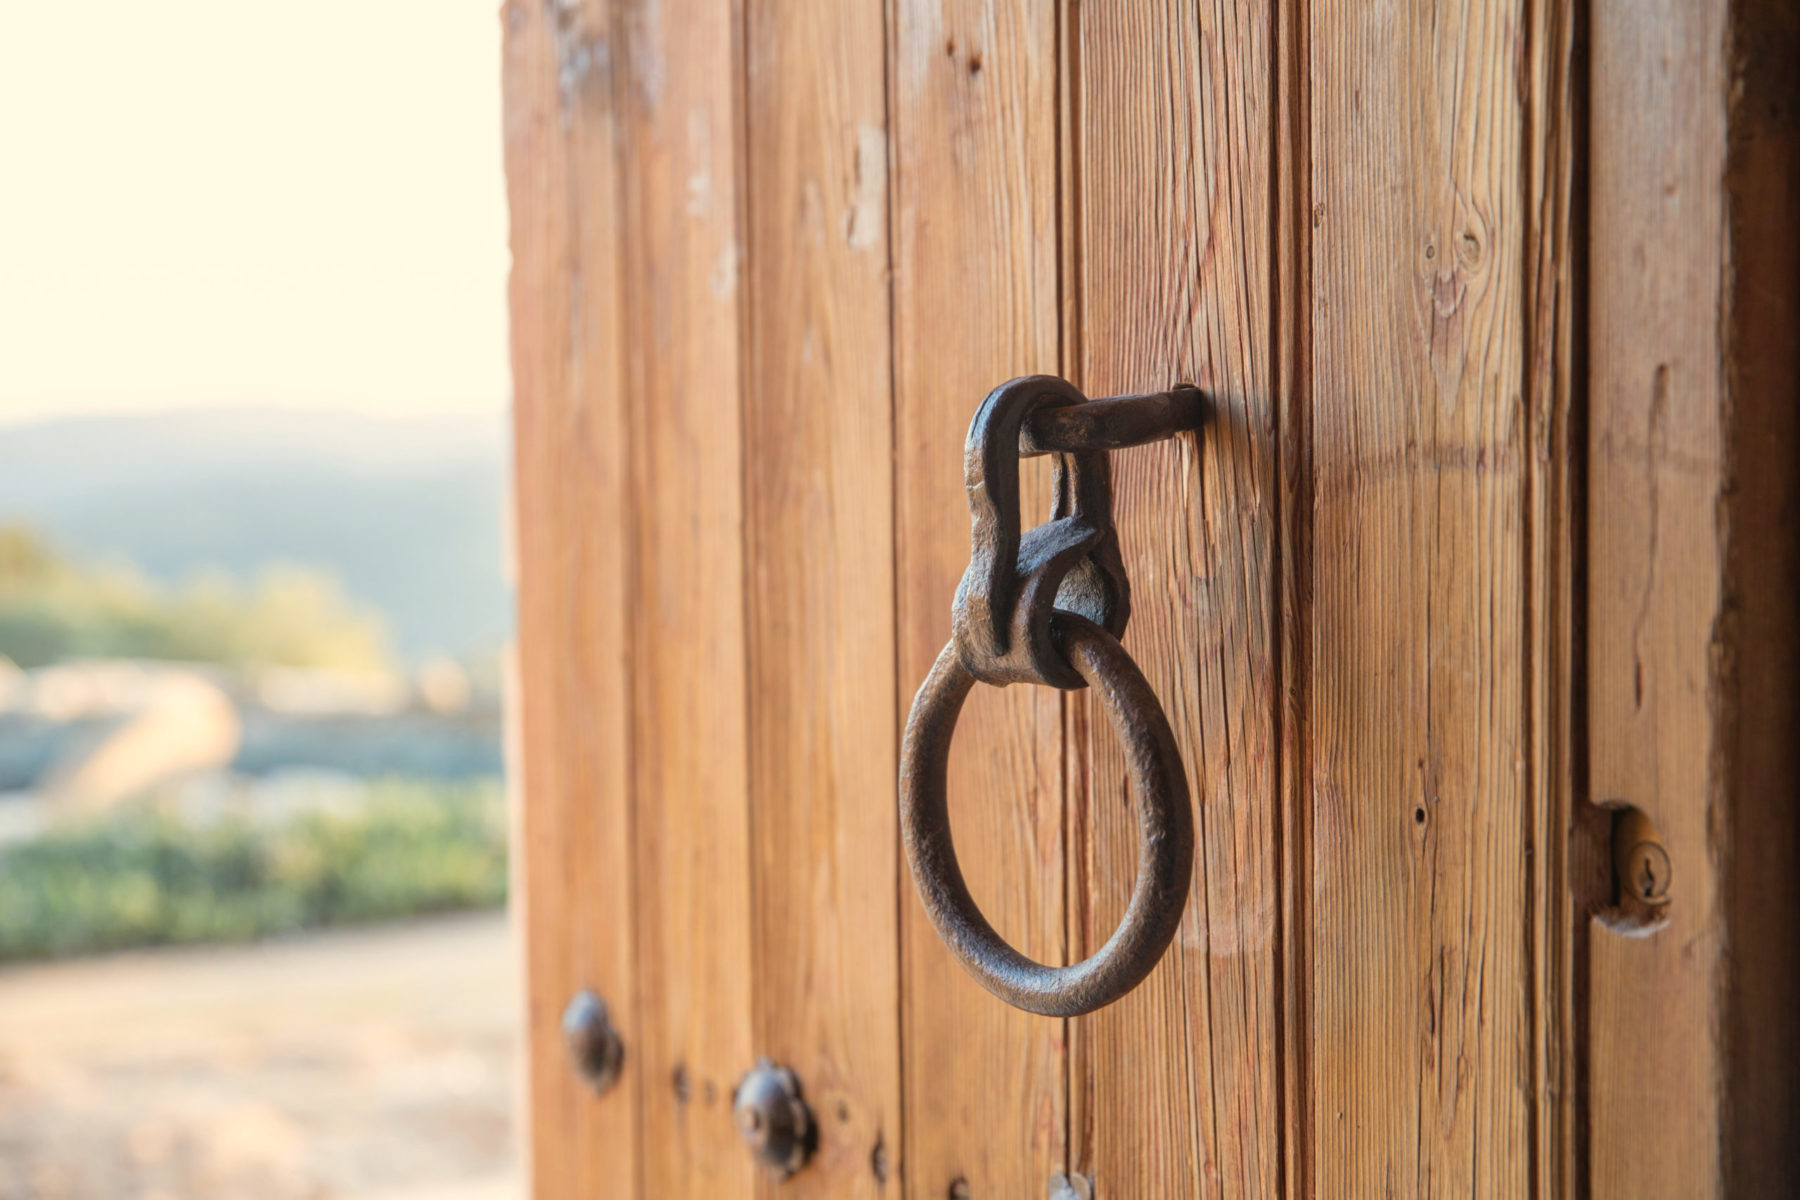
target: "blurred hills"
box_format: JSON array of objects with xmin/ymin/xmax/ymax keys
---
[{"xmin": 0, "ymin": 408, "xmax": 509, "ymax": 662}]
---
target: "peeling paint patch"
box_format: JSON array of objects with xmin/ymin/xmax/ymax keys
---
[
  {"xmin": 686, "ymin": 110, "xmax": 713, "ymax": 216},
  {"xmin": 844, "ymin": 125, "xmax": 887, "ymax": 250},
  {"xmin": 1177, "ymin": 888, "xmax": 1273, "ymax": 957},
  {"xmin": 710, "ymin": 242, "xmax": 741, "ymax": 298},
  {"xmin": 549, "ymin": 0, "xmax": 610, "ymax": 126}
]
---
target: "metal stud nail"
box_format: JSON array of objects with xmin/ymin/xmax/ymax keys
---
[
  {"xmin": 733, "ymin": 1058, "xmax": 815, "ymax": 1179},
  {"xmin": 562, "ymin": 990, "xmax": 624, "ymax": 1095}
]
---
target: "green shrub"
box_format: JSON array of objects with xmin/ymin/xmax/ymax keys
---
[
  {"xmin": 0, "ymin": 778, "xmax": 506, "ymax": 963},
  {"xmin": 0, "ymin": 524, "xmax": 391, "ymax": 671}
]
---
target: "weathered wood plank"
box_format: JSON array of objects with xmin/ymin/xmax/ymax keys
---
[
  {"xmin": 890, "ymin": 0, "xmax": 1068, "ymax": 1195},
  {"xmin": 1306, "ymin": 0, "xmax": 1533, "ymax": 1193},
  {"xmin": 1720, "ymin": 6, "xmax": 1800, "ymax": 1191},
  {"xmin": 1065, "ymin": 1, "xmax": 1281, "ymax": 1195},
  {"xmin": 1587, "ymin": 0, "xmax": 1800, "ymax": 1194},
  {"xmin": 1274, "ymin": 0, "xmax": 1314, "ymax": 1189},
  {"xmin": 1523, "ymin": 0, "xmax": 1582, "ymax": 1192},
  {"xmin": 502, "ymin": 2, "xmax": 639, "ymax": 1195},
  {"xmin": 614, "ymin": 0, "xmax": 756, "ymax": 1194},
  {"xmin": 740, "ymin": 0, "xmax": 901, "ymax": 1196},
  {"xmin": 1586, "ymin": 1, "xmax": 1729, "ymax": 1194}
]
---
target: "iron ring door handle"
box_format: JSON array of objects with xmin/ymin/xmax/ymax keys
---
[
  {"xmin": 900, "ymin": 610, "xmax": 1193, "ymax": 1017},
  {"xmin": 898, "ymin": 376, "xmax": 1204, "ymax": 1017}
]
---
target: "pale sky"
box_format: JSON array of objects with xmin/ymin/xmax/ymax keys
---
[{"xmin": 0, "ymin": 0, "xmax": 510, "ymax": 424}]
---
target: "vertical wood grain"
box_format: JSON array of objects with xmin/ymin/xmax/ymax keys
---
[
  {"xmin": 890, "ymin": 1, "xmax": 1068, "ymax": 1195},
  {"xmin": 614, "ymin": 0, "xmax": 756, "ymax": 1194},
  {"xmin": 504, "ymin": 1, "xmax": 1800, "ymax": 1192},
  {"xmin": 1588, "ymin": 0, "xmax": 1800, "ymax": 1194},
  {"xmin": 502, "ymin": 2, "xmax": 639, "ymax": 1195},
  {"xmin": 1306, "ymin": 0, "xmax": 1533, "ymax": 1193},
  {"xmin": 1523, "ymin": 0, "xmax": 1583, "ymax": 1193},
  {"xmin": 1586, "ymin": 2, "xmax": 1728, "ymax": 1194},
  {"xmin": 1720, "ymin": 5, "xmax": 1800, "ymax": 1190},
  {"xmin": 740, "ymin": 0, "xmax": 901, "ymax": 1196},
  {"xmin": 1066, "ymin": 2, "xmax": 1281, "ymax": 1195},
  {"xmin": 1274, "ymin": 0, "xmax": 1314, "ymax": 1190}
]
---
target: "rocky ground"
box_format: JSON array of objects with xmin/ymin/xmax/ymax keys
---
[{"xmin": 0, "ymin": 913, "xmax": 520, "ymax": 1200}]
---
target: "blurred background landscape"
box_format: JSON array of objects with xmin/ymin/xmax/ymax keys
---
[
  {"xmin": 0, "ymin": 2, "xmax": 519, "ymax": 1197},
  {"xmin": 0, "ymin": 407, "xmax": 510, "ymax": 959}
]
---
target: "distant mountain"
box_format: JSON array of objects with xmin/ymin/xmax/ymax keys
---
[{"xmin": 0, "ymin": 408, "xmax": 511, "ymax": 662}]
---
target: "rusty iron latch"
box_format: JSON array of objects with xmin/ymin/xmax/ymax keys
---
[{"xmin": 900, "ymin": 375, "xmax": 1207, "ymax": 1017}]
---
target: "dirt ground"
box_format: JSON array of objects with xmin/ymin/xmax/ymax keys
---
[{"xmin": 0, "ymin": 914, "xmax": 521, "ymax": 1200}]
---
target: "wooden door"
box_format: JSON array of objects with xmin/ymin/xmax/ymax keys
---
[{"xmin": 502, "ymin": 1, "xmax": 1798, "ymax": 1196}]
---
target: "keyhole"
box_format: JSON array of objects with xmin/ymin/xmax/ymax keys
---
[{"xmin": 1607, "ymin": 804, "xmax": 1672, "ymax": 926}]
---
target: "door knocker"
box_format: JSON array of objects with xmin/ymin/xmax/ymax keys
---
[{"xmin": 899, "ymin": 375, "xmax": 1206, "ymax": 1017}]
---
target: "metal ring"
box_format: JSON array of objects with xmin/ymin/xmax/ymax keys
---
[{"xmin": 900, "ymin": 611, "xmax": 1193, "ymax": 1017}]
